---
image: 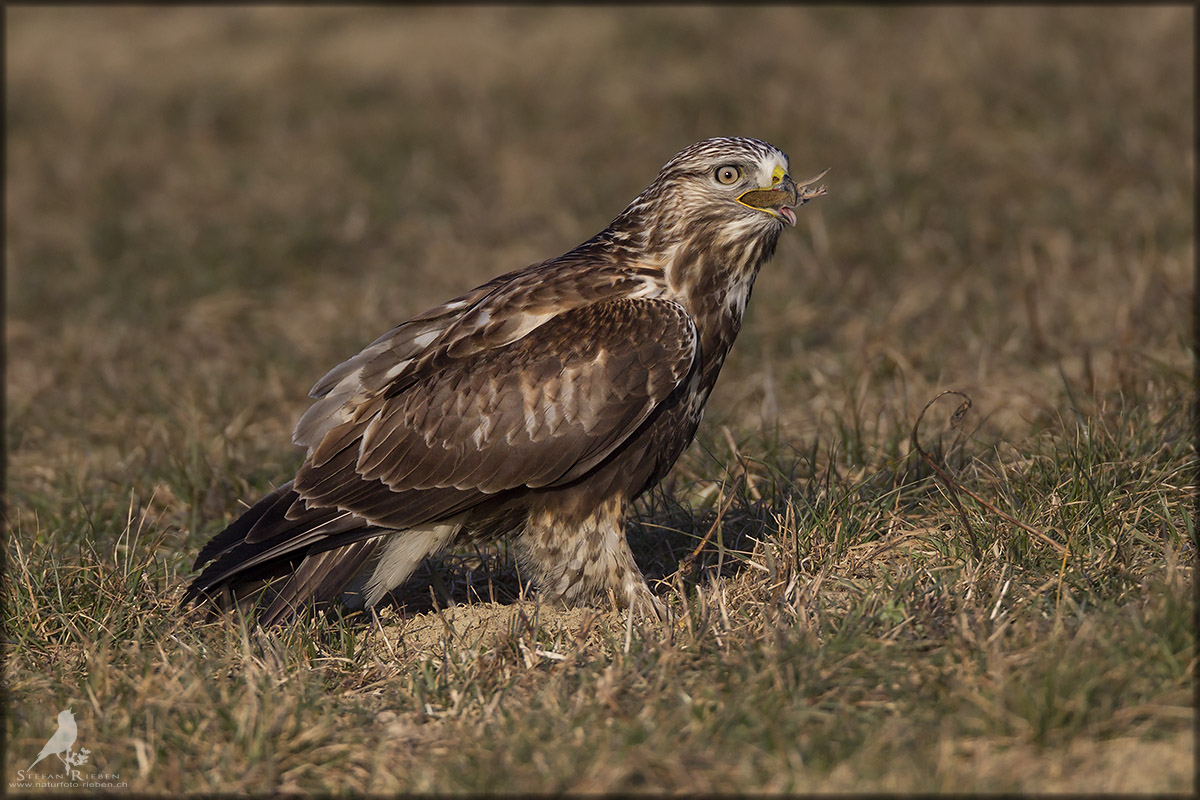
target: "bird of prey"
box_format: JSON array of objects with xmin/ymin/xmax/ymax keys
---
[
  {"xmin": 184, "ymin": 137, "xmax": 827, "ymax": 625},
  {"xmin": 28, "ymin": 709, "xmax": 77, "ymax": 771}
]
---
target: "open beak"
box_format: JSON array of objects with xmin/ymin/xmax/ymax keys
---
[{"xmin": 738, "ymin": 168, "xmax": 829, "ymax": 226}]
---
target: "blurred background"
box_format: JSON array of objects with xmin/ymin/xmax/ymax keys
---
[
  {"xmin": 7, "ymin": 4, "xmax": 1192, "ymax": 548},
  {"xmin": 5, "ymin": 8, "xmax": 1194, "ymax": 793}
]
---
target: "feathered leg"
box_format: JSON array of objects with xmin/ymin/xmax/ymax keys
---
[{"xmin": 516, "ymin": 494, "xmax": 666, "ymax": 618}]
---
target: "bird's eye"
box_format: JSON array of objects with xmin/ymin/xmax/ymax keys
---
[{"xmin": 714, "ymin": 165, "xmax": 741, "ymax": 185}]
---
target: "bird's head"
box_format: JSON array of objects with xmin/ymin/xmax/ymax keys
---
[
  {"xmin": 599, "ymin": 137, "xmax": 826, "ymax": 305},
  {"xmin": 607, "ymin": 137, "xmax": 827, "ymax": 266},
  {"xmin": 646, "ymin": 137, "xmax": 827, "ymax": 236}
]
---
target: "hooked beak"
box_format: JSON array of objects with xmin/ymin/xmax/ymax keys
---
[{"xmin": 738, "ymin": 168, "xmax": 829, "ymax": 226}]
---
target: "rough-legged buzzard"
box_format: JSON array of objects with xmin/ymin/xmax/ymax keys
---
[{"xmin": 184, "ymin": 137, "xmax": 827, "ymax": 624}]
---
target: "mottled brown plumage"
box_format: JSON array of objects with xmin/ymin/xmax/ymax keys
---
[{"xmin": 184, "ymin": 137, "xmax": 827, "ymax": 624}]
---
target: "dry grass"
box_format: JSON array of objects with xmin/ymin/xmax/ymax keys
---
[{"xmin": 5, "ymin": 6, "xmax": 1194, "ymax": 794}]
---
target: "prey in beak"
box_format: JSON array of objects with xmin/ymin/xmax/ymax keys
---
[{"xmin": 738, "ymin": 168, "xmax": 829, "ymax": 225}]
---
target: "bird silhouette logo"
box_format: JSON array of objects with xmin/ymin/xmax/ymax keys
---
[{"xmin": 28, "ymin": 708, "xmax": 90, "ymax": 773}]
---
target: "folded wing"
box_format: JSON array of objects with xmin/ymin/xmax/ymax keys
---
[
  {"xmin": 294, "ymin": 295, "xmax": 698, "ymax": 524},
  {"xmin": 186, "ymin": 294, "xmax": 697, "ymax": 618}
]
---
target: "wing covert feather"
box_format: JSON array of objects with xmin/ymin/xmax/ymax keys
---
[{"xmin": 293, "ymin": 297, "xmax": 697, "ymax": 529}]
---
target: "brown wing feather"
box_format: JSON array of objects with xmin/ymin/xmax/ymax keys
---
[
  {"xmin": 292, "ymin": 296, "xmax": 697, "ymax": 530},
  {"xmin": 292, "ymin": 263, "xmax": 660, "ymax": 452}
]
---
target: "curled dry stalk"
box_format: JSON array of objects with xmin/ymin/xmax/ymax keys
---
[
  {"xmin": 911, "ymin": 390, "xmax": 1067, "ymax": 560},
  {"xmin": 678, "ymin": 482, "xmax": 737, "ymax": 578}
]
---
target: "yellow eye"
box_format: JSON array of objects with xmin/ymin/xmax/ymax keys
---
[{"xmin": 715, "ymin": 165, "xmax": 741, "ymax": 185}]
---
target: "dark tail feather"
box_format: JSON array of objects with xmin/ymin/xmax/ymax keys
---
[
  {"xmin": 191, "ymin": 482, "xmax": 299, "ymax": 571},
  {"xmin": 258, "ymin": 538, "xmax": 382, "ymax": 626},
  {"xmin": 182, "ymin": 481, "xmax": 382, "ymax": 622}
]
